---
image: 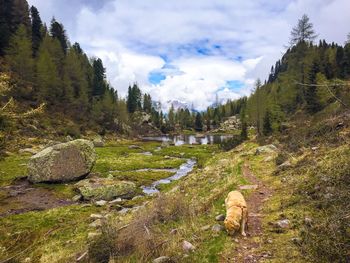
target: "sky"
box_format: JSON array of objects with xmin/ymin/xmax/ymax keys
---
[{"xmin": 28, "ymin": 0, "xmax": 350, "ymax": 110}]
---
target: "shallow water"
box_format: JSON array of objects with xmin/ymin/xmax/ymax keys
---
[
  {"xmin": 141, "ymin": 159, "xmax": 196, "ymax": 195},
  {"xmin": 142, "ymin": 134, "xmax": 234, "ymax": 145}
]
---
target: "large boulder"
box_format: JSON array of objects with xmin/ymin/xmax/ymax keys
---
[
  {"xmin": 75, "ymin": 178, "xmax": 136, "ymax": 201},
  {"xmin": 28, "ymin": 139, "xmax": 96, "ymax": 183}
]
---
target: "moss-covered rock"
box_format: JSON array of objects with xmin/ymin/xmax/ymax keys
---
[
  {"xmin": 75, "ymin": 178, "xmax": 136, "ymax": 201},
  {"xmin": 28, "ymin": 139, "xmax": 96, "ymax": 183}
]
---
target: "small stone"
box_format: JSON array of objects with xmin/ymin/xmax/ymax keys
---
[
  {"xmin": 89, "ymin": 219, "xmax": 102, "ymax": 228},
  {"xmin": 95, "ymin": 200, "xmax": 107, "ymax": 206},
  {"xmin": 109, "ymin": 198, "xmax": 123, "ymax": 204},
  {"xmin": 153, "ymin": 256, "xmax": 171, "ymax": 263},
  {"xmin": 72, "ymin": 194, "xmax": 82, "ymax": 202},
  {"xmin": 267, "ymin": 239, "xmax": 273, "ymax": 244},
  {"xmin": 201, "ymin": 225, "xmax": 211, "ymax": 231},
  {"xmin": 90, "ymin": 214, "xmax": 104, "ymax": 219},
  {"xmin": 275, "ymin": 219, "xmax": 290, "ymax": 229},
  {"xmin": 182, "ymin": 240, "xmax": 195, "ymax": 252},
  {"xmin": 211, "ymin": 224, "xmax": 225, "ymax": 233},
  {"xmin": 304, "ymin": 217, "xmax": 312, "ymax": 226},
  {"xmin": 215, "ymin": 214, "xmax": 225, "ymax": 221},
  {"xmin": 291, "ymin": 237, "xmax": 302, "ymax": 245},
  {"xmin": 164, "ymin": 155, "xmax": 171, "ymax": 159},
  {"xmin": 132, "ymin": 195, "xmax": 143, "ymax": 201},
  {"xmin": 170, "ymin": 229, "xmax": 178, "ymax": 235},
  {"xmin": 233, "ymin": 238, "xmax": 239, "ymax": 243},
  {"xmin": 88, "ymin": 232, "xmax": 101, "ymax": 239},
  {"xmin": 239, "ymin": 185, "xmax": 258, "ymax": 190},
  {"xmin": 128, "ymin": 145, "xmax": 143, "ymax": 150}
]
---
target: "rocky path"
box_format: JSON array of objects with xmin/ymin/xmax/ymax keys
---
[{"xmin": 229, "ymin": 161, "xmax": 272, "ymax": 262}]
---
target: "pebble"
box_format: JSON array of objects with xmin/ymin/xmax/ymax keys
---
[
  {"xmin": 200, "ymin": 225, "xmax": 211, "ymax": 231},
  {"xmin": 153, "ymin": 256, "xmax": 171, "ymax": 263},
  {"xmin": 215, "ymin": 214, "xmax": 225, "ymax": 221},
  {"xmin": 211, "ymin": 224, "xmax": 225, "ymax": 233},
  {"xmin": 95, "ymin": 200, "xmax": 107, "ymax": 206},
  {"xmin": 90, "ymin": 214, "xmax": 104, "ymax": 219},
  {"xmin": 89, "ymin": 219, "xmax": 102, "ymax": 228},
  {"xmin": 72, "ymin": 195, "xmax": 82, "ymax": 202},
  {"xmin": 182, "ymin": 240, "xmax": 195, "ymax": 252},
  {"xmin": 109, "ymin": 198, "xmax": 123, "ymax": 204}
]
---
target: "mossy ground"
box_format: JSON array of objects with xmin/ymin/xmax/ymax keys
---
[{"xmin": 0, "ymin": 153, "xmax": 29, "ymax": 186}]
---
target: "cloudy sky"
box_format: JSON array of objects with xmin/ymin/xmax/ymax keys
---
[{"xmin": 28, "ymin": 0, "xmax": 350, "ymax": 110}]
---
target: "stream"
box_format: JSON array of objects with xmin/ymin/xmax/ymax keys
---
[{"xmin": 141, "ymin": 159, "xmax": 196, "ymax": 195}]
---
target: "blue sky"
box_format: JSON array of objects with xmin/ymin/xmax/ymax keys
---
[{"xmin": 28, "ymin": 0, "xmax": 350, "ymax": 110}]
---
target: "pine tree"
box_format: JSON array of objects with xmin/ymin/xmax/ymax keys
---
[
  {"xmin": 92, "ymin": 58, "xmax": 106, "ymax": 97},
  {"xmin": 240, "ymin": 105, "xmax": 248, "ymax": 140},
  {"xmin": 30, "ymin": 6, "xmax": 43, "ymax": 56},
  {"xmin": 5, "ymin": 24, "xmax": 34, "ymax": 97},
  {"xmin": 36, "ymin": 35, "xmax": 61, "ymax": 103},
  {"xmin": 194, "ymin": 113, "xmax": 203, "ymax": 131},
  {"xmin": 0, "ymin": 0, "xmax": 31, "ymax": 55},
  {"xmin": 168, "ymin": 104, "xmax": 175, "ymax": 130},
  {"xmin": 263, "ymin": 110, "xmax": 272, "ymax": 136},
  {"xmin": 290, "ymin": 14, "xmax": 317, "ymax": 46},
  {"xmin": 50, "ymin": 18, "xmax": 68, "ymax": 54}
]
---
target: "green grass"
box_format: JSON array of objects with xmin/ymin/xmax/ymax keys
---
[
  {"xmin": 0, "ymin": 153, "xmax": 29, "ymax": 186},
  {"xmin": 0, "ymin": 204, "xmax": 100, "ymax": 263}
]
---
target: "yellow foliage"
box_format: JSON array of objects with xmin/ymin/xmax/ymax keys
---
[{"xmin": 0, "ymin": 73, "xmax": 45, "ymax": 120}]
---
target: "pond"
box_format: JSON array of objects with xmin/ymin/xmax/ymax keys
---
[{"xmin": 142, "ymin": 134, "xmax": 234, "ymax": 146}]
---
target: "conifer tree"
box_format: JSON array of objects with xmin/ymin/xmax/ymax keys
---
[
  {"xmin": 5, "ymin": 24, "xmax": 34, "ymax": 97},
  {"xmin": 50, "ymin": 18, "xmax": 68, "ymax": 54},
  {"xmin": 290, "ymin": 14, "xmax": 317, "ymax": 46},
  {"xmin": 194, "ymin": 112, "xmax": 203, "ymax": 131},
  {"xmin": 30, "ymin": 6, "xmax": 43, "ymax": 56},
  {"xmin": 92, "ymin": 58, "xmax": 106, "ymax": 97}
]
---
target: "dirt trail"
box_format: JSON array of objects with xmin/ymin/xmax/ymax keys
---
[{"xmin": 229, "ymin": 161, "xmax": 272, "ymax": 262}]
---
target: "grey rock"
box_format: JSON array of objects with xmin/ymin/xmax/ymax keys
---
[
  {"xmin": 90, "ymin": 214, "xmax": 104, "ymax": 219},
  {"xmin": 201, "ymin": 225, "xmax": 211, "ymax": 231},
  {"xmin": 95, "ymin": 200, "xmax": 107, "ymax": 206},
  {"xmin": 72, "ymin": 194, "xmax": 82, "ymax": 202},
  {"xmin": 211, "ymin": 224, "xmax": 225, "ymax": 233},
  {"xmin": 28, "ymin": 139, "xmax": 96, "ymax": 183},
  {"xmin": 93, "ymin": 136, "xmax": 104, "ymax": 147},
  {"xmin": 128, "ymin": 145, "xmax": 143, "ymax": 150},
  {"xmin": 182, "ymin": 240, "xmax": 195, "ymax": 252},
  {"xmin": 153, "ymin": 256, "xmax": 171, "ymax": 263},
  {"xmin": 255, "ymin": 144, "xmax": 278, "ymax": 155},
  {"xmin": 75, "ymin": 178, "xmax": 136, "ymax": 201},
  {"xmin": 89, "ymin": 219, "xmax": 102, "ymax": 228},
  {"xmin": 275, "ymin": 219, "xmax": 290, "ymax": 229},
  {"xmin": 215, "ymin": 214, "xmax": 225, "ymax": 221}
]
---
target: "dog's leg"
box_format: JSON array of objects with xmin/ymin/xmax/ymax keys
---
[{"xmin": 240, "ymin": 208, "xmax": 248, "ymax": 236}]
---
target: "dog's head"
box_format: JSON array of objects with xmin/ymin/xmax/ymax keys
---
[{"xmin": 224, "ymin": 217, "xmax": 240, "ymax": 236}]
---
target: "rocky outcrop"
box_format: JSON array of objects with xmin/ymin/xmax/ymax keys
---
[
  {"xmin": 28, "ymin": 139, "xmax": 96, "ymax": 183},
  {"xmin": 75, "ymin": 178, "xmax": 136, "ymax": 201}
]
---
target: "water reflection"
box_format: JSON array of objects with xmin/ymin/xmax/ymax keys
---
[{"xmin": 142, "ymin": 134, "xmax": 233, "ymax": 145}]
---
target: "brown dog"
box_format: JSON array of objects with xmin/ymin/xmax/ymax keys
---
[{"xmin": 224, "ymin": 191, "xmax": 248, "ymax": 236}]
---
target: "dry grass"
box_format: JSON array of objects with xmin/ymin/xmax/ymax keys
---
[{"xmin": 88, "ymin": 194, "xmax": 195, "ymax": 263}]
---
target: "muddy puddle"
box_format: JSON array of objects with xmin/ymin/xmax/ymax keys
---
[{"xmin": 0, "ymin": 179, "xmax": 74, "ymax": 217}]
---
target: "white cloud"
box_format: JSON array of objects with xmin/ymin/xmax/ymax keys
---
[{"xmin": 27, "ymin": 0, "xmax": 350, "ymax": 110}]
